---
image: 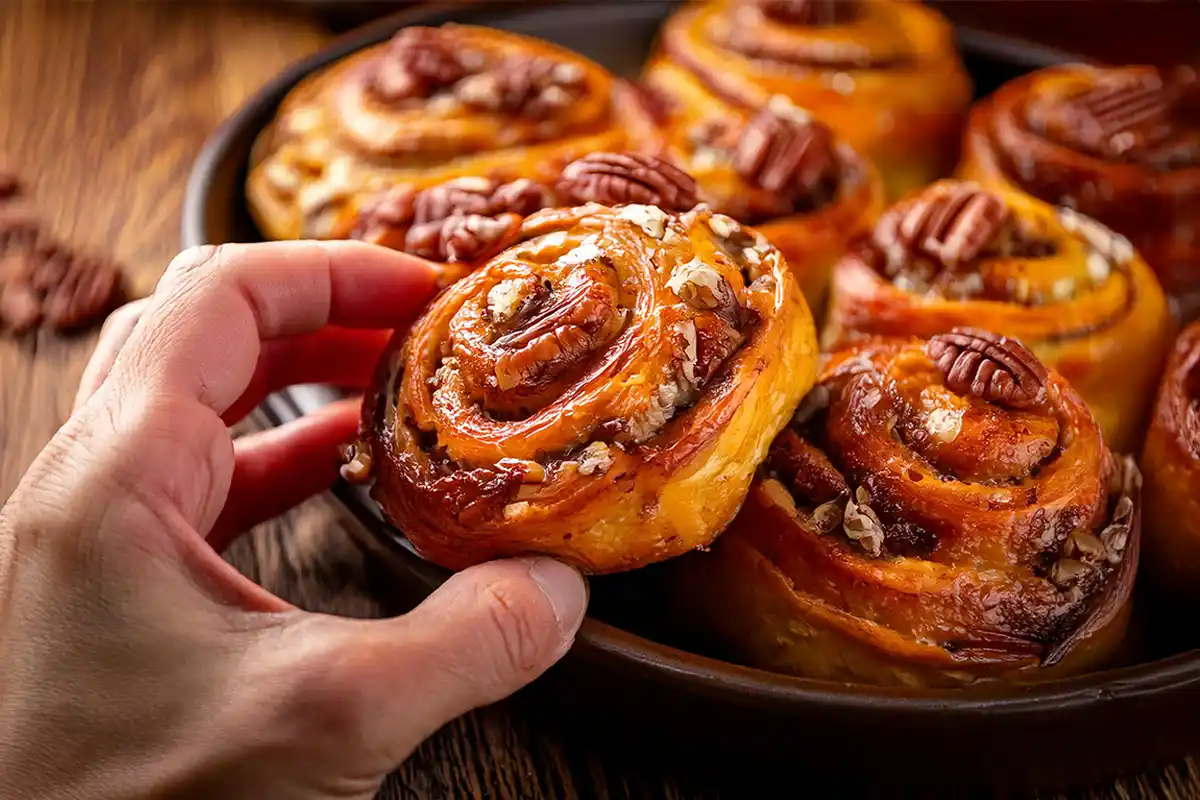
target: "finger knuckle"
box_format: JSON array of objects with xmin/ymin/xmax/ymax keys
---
[
  {"xmin": 166, "ymin": 244, "xmax": 222, "ymax": 278},
  {"xmin": 480, "ymin": 576, "xmax": 554, "ymax": 679}
]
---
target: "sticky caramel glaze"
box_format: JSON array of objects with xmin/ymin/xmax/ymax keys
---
[
  {"xmin": 246, "ymin": 24, "xmax": 661, "ymax": 242},
  {"xmin": 823, "ymin": 181, "xmax": 1175, "ymax": 452},
  {"xmin": 1141, "ymin": 322, "xmax": 1200, "ymax": 601},
  {"xmin": 959, "ymin": 65, "xmax": 1200, "ymax": 320},
  {"xmin": 358, "ymin": 203, "xmax": 817, "ymax": 573},
  {"xmin": 671, "ymin": 339, "xmax": 1142, "ymax": 687},
  {"xmin": 643, "ymin": 0, "xmax": 971, "ymax": 200}
]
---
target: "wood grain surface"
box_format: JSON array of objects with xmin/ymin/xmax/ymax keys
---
[{"xmin": 0, "ymin": 3, "xmax": 1197, "ymax": 799}]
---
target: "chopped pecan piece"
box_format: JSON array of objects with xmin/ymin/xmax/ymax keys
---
[
  {"xmin": 926, "ymin": 328, "xmax": 1048, "ymax": 409},
  {"xmin": 874, "ymin": 182, "xmax": 1011, "ymax": 269},
  {"xmin": 372, "ymin": 27, "xmax": 468, "ymax": 102},
  {"xmin": 556, "ymin": 152, "xmax": 697, "ymax": 211},
  {"xmin": 732, "ymin": 104, "xmax": 839, "ymax": 206}
]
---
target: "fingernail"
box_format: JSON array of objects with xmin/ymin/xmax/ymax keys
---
[{"xmin": 525, "ymin": 557, "xmax": 588, "ymax": 638}]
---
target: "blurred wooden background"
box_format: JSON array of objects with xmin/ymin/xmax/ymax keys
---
[{"xmin": 0, "ymin": 2, "xmax": 1198, "ymax": 799}]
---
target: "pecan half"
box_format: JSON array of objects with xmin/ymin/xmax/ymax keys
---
[
  {"xmin": 556, "ymin": 152, "xmax": 697, "ymax": 211},
  {"xmin": 758, "ymin": 0, "xmax": 858, "ymax": 26},
  {"xmin": 405, "ymin": 212, "xmax": 522, "ymax": 263},
  {"xmin": 874, "ymin": 182, "xmax": 1011, "ymax": 269},
  {"xmin": 372, "ymin": 27, "xmax": 468, "ymax": 102},
  {"xmin": 455, "ymin": 56, "xmax": 585, "ymax": 118},
  {"xmin": 732, "ymin": 105, "xmax": 839, "ymax": 206},
  {"xmin": 0, "ymin": 227, "xmax": 123, "ymax": 334},
  {"xmin": 926, "ymin": 328, "xmax": 1048, "ymax": 409},
  {"xmin": 1036, "ymin": 69, "xmax": 1174, "ymax": 160}
]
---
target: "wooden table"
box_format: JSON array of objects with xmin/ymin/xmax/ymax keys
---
[{"xmin": 1, "ymin": 3, "xmax": 1197, "ymax": 798}]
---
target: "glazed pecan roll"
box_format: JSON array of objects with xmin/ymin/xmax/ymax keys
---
[
  {"xmin": 347, "ymin": 202, "xmax": 818, "ymax": 573},
  {"xmin": 959, "ymin": 64, "xmax": 1200, "ymax": 320},
  {"xmin": 649, "ymin": 95, "xmax": 885, "ymax": 310},
  {"xmin": 673, "ymin": 331, "xmax": 1142, "ymax": 687},
  {"xmin": 1141, "ymin": 322, "xmax": 1200, "ymax": 600},
  {"xmin": 823, "ymin": 179, "xmax": 1175, "ymax": 452},
  {"xmin": 246, "ymin": 24, "xmax": 660, "ymax": 241},
  {"xmin": 643, "ymin": 0, "xmax": 971, "ymax": 201}
]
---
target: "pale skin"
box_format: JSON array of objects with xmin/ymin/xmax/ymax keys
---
[{"xmin": 0, "ymin": 241, "xmax": 588, "ymax": 798}]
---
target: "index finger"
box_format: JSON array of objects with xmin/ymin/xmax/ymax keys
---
[{"xmin": 110, "ymin": 240, "xmax": 436, "ymax": 416}]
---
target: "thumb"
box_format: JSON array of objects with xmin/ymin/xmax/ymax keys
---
[{"xmin": 267, "ymin": 557, "xmax": 588, "ymax": 768}]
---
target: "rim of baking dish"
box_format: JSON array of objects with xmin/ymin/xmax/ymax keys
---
[{"xmin": 181, "ymin": 0, "xmax": 1200, "ymax": 718}]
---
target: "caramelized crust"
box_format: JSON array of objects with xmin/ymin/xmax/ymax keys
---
[
  {"xmin": 672, "ymin": 335, "xmax": 1141, "ymax": 687},
  {"xmin": 246, "ymin": 24, "xmax": 660, "ymax": 244},
  {"xmin": 352, "ymin": 203, "xmax": 817, "ymax": 573},
  {"xmin": 823, "ymin": 179, "xmax": 1175, "ymax": 452},
  {"xmin": 643, "ymin": 0, "xmax": 971, "ymax": 201},
  {"xmin": 959, "ymin": 64, "xmax": 1200, "ymax": 321},
  {"xmin": 1140, "ymin": 322, "xmax": 1200, "ymax": 600}
]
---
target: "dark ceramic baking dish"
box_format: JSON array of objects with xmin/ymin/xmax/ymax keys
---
[{"xmin": 182, "ymin": 1, "xmax": 1200, "ymax": 791}]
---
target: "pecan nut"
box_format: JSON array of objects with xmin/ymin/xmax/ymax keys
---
[
  {"xmin": 413, "ymin": 176, "xmax": 498, "ymax": 224},
  {"xmin": 405, "ymin": 212, "xmax": 522, "ymax": 263},
  {"xmin": 0, "ymin": 233, "xmax": 123, "ymax": 334},
  {"xmin": 556, "ymin": 152, "xmax": 697, "ymax": 211},
  {"xmin": 456, "ymin": 56, "xmax": 584, "ymax": 118},
  {"xmin": 490, "ymin": 178, "xmax": 555, "ymax": 217},
  {"xmin": 354, "ymin": 178, "xmax": 553, "ymax": 255},
  {"xmin": 1035, "ymin": 68, "xmax": 1174, "ymax": 160},
  {"xmin": 732, "ymin": 104, "xmax": 839, "ymax": 206},
  {"xmin": 372, "ymin": 27, "xmax": 468, "ymax": 102},
  {"xmin": 873, "ymin": 182, "xmax": 1011, "ymax": 269},
  {"xmin": 758, "ymin": 0, "xmax": 858, "ymax": 26},
  {"xmin": 41, "ymin": 249, "xmax": 124, "ymax": 330},
  {"xmin": 926, "ymin": 328, "xmax": 1048, "ymax": 409}
]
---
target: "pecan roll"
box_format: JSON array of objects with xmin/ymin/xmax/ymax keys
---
[
  {"xmin": 349, "ymin": 203, "xmax": 817, "ymax": 573},
  {"xmin": 672, "ymin": 334, "xmax": 1141, "ymax": 687},
  {"xmin": 643, "ymin": 0, "xmax": 972, "ymax": 201},
  {"xmin": 959, "ymin": 64, "xmax": 1200, "ymax": 321},
  {"xmin": 1140, "ymin": 321, "xmax": 1200, "ymax": 600},
  {"xmin": 247, "ymin": 24, "xmax": 662, "ymax": 241},
  {"xmin": 823, "ymin": 179, "xmax": 1175, "ymax": 452}
]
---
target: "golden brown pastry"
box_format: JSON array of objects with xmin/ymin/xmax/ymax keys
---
[
  {"xmin": 643, "ymin": 0, "xmax": 972, "ymax": 200},
  {"xmin": 1140, "ymin": 321, "xmax": 1200, "ymax": 600},
  {"xmin": 344, "ymin": 190, "xmax": 818, "ymax": 573},
  {"xmin": 246, "ymin": 24, "xmax": 661, "ymax": 242},
  {"xmin": 672, "ymin": 330, "xmax": 1142, "ymax": 687},
  {"xmin": 959, "ymin": 64, "xmax": 1200, "ymax": 320},
  {"xmin": 823, "ymin": 179, "xmax": 1175, "ymax": 452},
  {"xmin": 642, "ymin": 93, "xmax": 885, "ymax": 310}
]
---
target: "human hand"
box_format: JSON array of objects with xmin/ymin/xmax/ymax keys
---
[{"xmin": 0, "ymin": 241, "xmax": 588, "ymax": 799}]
